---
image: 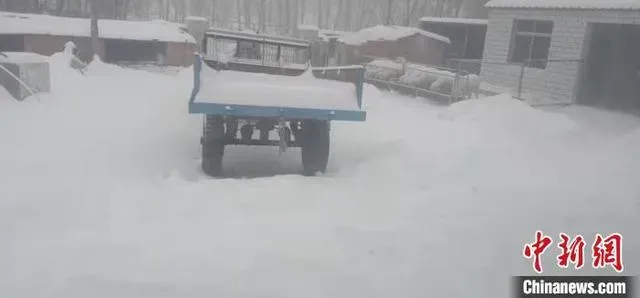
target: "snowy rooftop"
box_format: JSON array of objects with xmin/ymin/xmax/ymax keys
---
[
  {"xmin": 419, "ymin": 17, "xmax": 489, "ymax": 25},
  {"xmin": 485, "ymin": 0, "xmax": 640, "ymax": 10},
  {"xmin": 0, "ymin": 12, "xmax": 196, "ymax": 43},
  {"xmin": 338, "ymin": 25, "xmax": 450, "ymax": 45},
  {"xmin": 0, "ymin": 51, "xmax": 49, "ymax": 64}
]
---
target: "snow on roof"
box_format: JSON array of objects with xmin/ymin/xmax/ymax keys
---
[
  {"xmin": 485, "ymin": 0, "xmax": 640, "ymax": 10},
  {"xmin": 0, "ymin": 12, "xmax": 196, "ymax": 43},
  {"xmin": 419, "ymin": 17, "xmax": 489, "ymax": 25},
  {"xmin": 0, "ymin": 51, "xmax": 49, "ymax": 64},
  {"xmin": 338, "ymin": 25, "xmax": 450, "ymax": 45}
]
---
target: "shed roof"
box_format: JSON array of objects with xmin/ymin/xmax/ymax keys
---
[
  {"xmin": 419, "ymin": 17, "xmax": 489, "ymax": 25},
  {"xmin": 485, "ymin": 0, "xmax": 640, "ymax": 10},
  {"xmin": 0, "ymin": 12, "xmax": 196, "ymax": 43},
  {"xmin": 338, "ymin": 25, "xmax": 451, "ymax": 45}
]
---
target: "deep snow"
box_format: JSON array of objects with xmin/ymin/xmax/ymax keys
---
[{"xmin": 1, "ymin": 51, "xmax": 639, "ymax": 298}]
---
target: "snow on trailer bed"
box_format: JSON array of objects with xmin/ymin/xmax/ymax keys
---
[
  {"xmin": 195, "ymin": 70, "xmax": 358, "ymax": 110},
  {"xmin": 190, "ymin": 61, "xmax": 366, "ymax": 121}
]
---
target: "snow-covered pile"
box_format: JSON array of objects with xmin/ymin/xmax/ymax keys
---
[
  {"xmin": 431, "ymin": 73, "xmax": 482, "ymax": 96},
  {"xmin": 364, "ymin": 59, "xmax": 404, "ymax": 81},
  {"xmin": 439, "ymin": 94, "xmax": 578, "ymax": 138},
  {"xmin": 397, "ymin": 63, "xmax": 453, "ymax": 89},
  {"xmin": 339, "ymin": 25, "xmax": 450, "ymax": 45},
  {"xmin": 365, "ymin": 59, "xmax": 483, "ymax": 95},
  {"xmin": 1, "ymin": 49, "xmax": 639, "ymax": 298}
]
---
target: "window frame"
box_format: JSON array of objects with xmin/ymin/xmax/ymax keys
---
[{"xmin": 508, "ymin": 19, "xmax": 554, "ymax": 69}]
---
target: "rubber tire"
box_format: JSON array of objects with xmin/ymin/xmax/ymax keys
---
[
  {"xmin": 202, "ymin": 115, "xmax": 225, "ymax": 177},
  {"xmin": 301, "ymin": 120, "xmax": 330, "ymax": 176}
]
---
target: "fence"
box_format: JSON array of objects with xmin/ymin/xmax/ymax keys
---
[{"xmin": 445, "ymin": 58, "xmax": 584, "ymax": 104}]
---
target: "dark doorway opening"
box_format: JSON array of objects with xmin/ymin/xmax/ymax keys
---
[
  {"xmin": 578, "ymin": 23, "xmax": 640, "ymax": 111},
  {"xmin": 103, "ymin": 39, "xmax": 167, "ymax": 65}
]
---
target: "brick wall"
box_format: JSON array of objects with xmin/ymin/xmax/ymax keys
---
[
  {"xmin": 480, "ymin": 8, "xmax": 640, "ymax": 104},
  {"xmin": 165, "ymin": 42, "xmax": 197, "ymax": 67}
]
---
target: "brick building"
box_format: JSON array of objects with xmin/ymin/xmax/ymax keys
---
[{"xmin": 480, "ymin": 0, "xmax": 640, "ymax": 108}]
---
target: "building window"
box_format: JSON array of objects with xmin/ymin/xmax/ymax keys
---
[{"xmin": 509, "ymin": 20, "xmax": 553, "ymax": 69}]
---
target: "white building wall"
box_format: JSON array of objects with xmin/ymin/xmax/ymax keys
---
[{"xmin": 480, "ymin": 8, "xmax": 640, "ymax": 104}]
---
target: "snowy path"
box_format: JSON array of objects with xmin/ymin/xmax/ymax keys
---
[{"xmin": 1, "ymin": 54, "xmax": 639, "ymax": 298}]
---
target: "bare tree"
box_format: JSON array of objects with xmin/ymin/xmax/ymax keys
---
[
  {"xmin": 259, "ymin": 0, "xmax": 267, "ymax": 32},
  {"xmin": 236, "ymin": 0, "xmax": 242, "ymax": 29},
  {"xmin": 1, "ymin": 0, "xmax": 38, "ymax": 12},
  {"xmin": 465, "ymin": 0, "xmax": 490, "ymax": 18},
  {"xmin": 54, "ymin": 0, "xmax": 65, "ymax": 15},
  {"xmin": 299, "ymin": 0, "xmax": 305, "ymax": 24},
  {"xmin": 385, "ymin": 0, "xmax": 392, "ymax": 25},
  {"xmin": 242, "ymin": 0, "xmax": 252, "ymax": 30},
  {"xmin": 333, "ymin": 0, "xmax": 342, "ymax": 29},
  {"xmin": 317, "ymin": 0, "xmax": 323, "ymax": 28}
]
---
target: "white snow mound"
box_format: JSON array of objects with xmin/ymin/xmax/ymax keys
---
[{"xmin": 441, "ymin": 94, "xmax": 578, "ymax": 137}]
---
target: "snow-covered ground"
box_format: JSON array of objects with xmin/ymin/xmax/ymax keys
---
[{"xmin": 1, "ymin": 52, "xmax": 639, "ymax": 298}]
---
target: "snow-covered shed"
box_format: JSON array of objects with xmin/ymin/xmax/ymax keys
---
[
  {"xmin": 0, "ymin": 12, "xmax": 197, "ymax": 66},
  {"xmin": 418, "ymin": 17, "xmax": 488, "ymax": 61},
  {"xmin": 335, "ymin": 25, "xmax": 451, "ymax": 66},
  {"xmin": 481, "ymin": 0, "xmax": 640, "ymax": 108}
]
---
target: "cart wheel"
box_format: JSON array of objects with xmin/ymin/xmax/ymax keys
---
[
  {"xmin": 301, "ymin": 120, "xmax": 330, "ymax": 176},
  {"xmin": 202, "ymin": 115, "xmax": 225, "ymax": 177}
]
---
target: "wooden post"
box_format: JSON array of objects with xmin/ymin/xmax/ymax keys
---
[{"xmin": 517, "ymin": 62, "xmax": 526, "ymax": 100}]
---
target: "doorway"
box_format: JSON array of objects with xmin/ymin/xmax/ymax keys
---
[{"xmin": 579, "ymin": 23, "xmax": 640, "ymax": 111}]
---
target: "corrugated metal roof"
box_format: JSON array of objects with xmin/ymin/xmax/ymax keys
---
[{"xmin": 485, "ymin": 0, "xmax": 640, "ymax": 10}]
